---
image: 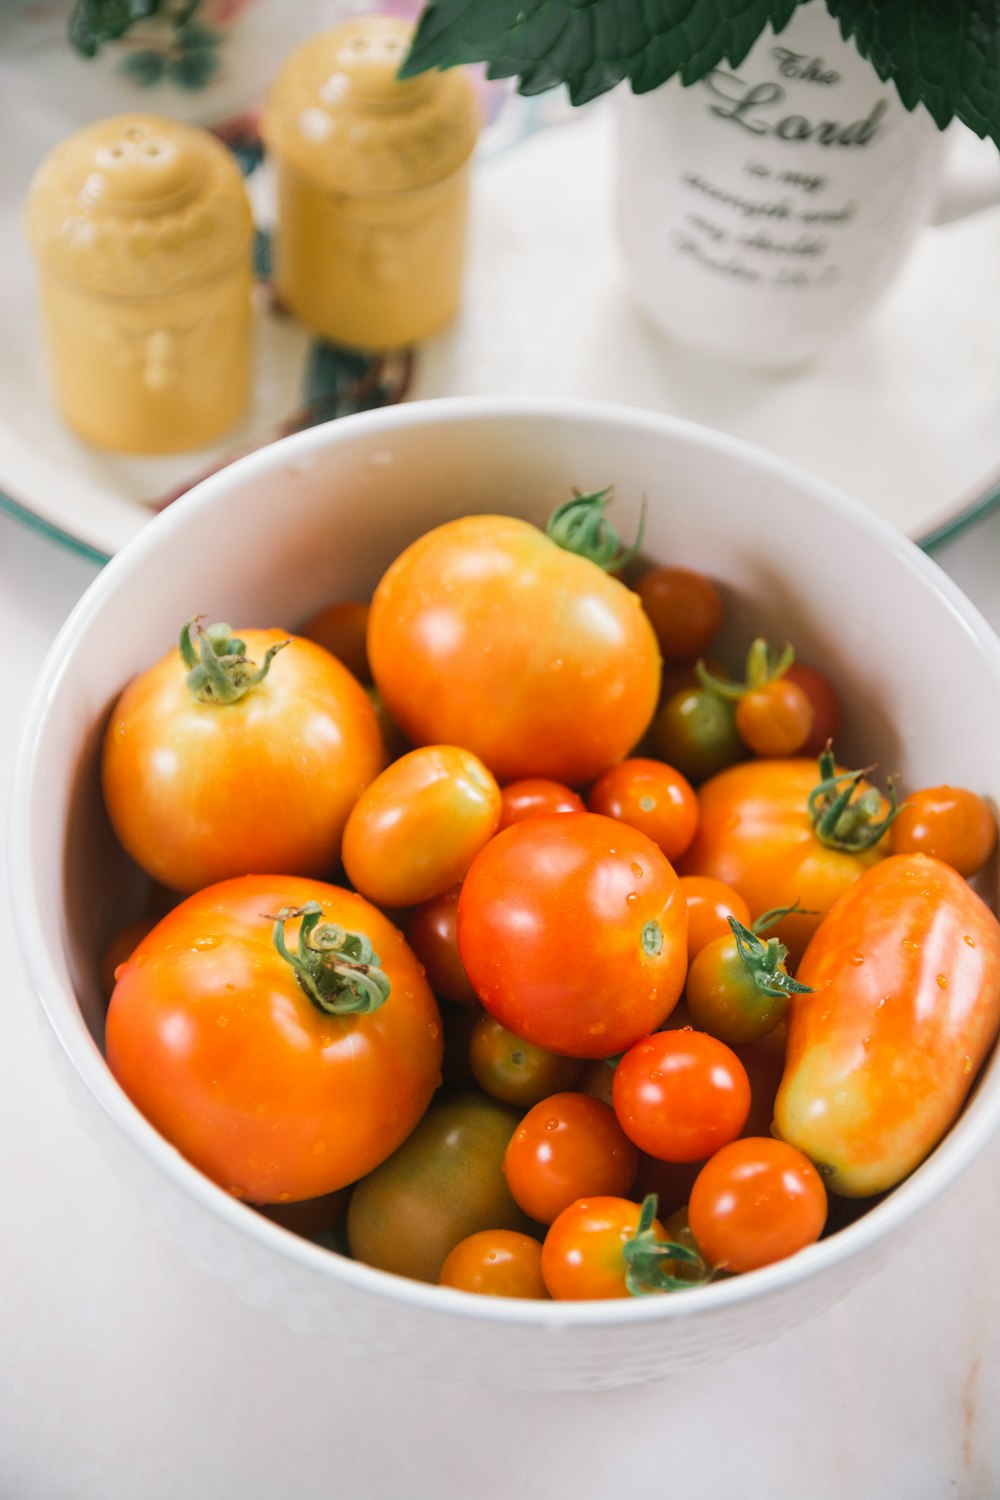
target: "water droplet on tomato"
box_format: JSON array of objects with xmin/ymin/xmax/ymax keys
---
[
  {"xmin": 849, "ymin": 953, "xmax": 865, "ymax": 966},
  {"xmin": 544, "ymin": 1118, "xmax": 559, "ymax": 1132},
  {"xmin": 862, "ymin": 1036, "xmax": 872, "ymax": 1051},
  {"xmin": 631, "ymin": 863, "xmax": 644, "ymax": 879},
  {"xmin": 964, "ymin": 935, "xmax": 976, "ymax": 948},
  {"xmin": 626, "ymin": 892, "xmax": 639, "ymax": 905},
  {"xmin": 192, "ymin": 935, "xmax": 220, "ymax": 951},
  {"xmin": 936, "ymin": 974, "xmax": 948, "ymax": 989},
  {"xmin": 319, "ymin": 1035, "xmax": 332, "ymax": 1048},
  {"xmin": 902, "ymin": 939, "xmax": 920, "ymax": 951},
  {"xmin": 277, "ymin": 1192, "xmax": 291, "ymax": 1204},
  {"xmin": 216, "ymin": 1015, "xmax": 229, "ymax": 1028},
  {"xmin": 428, "ymin": 1022, "xmax": 440, "ymax": 1040},
  {"xmin": 964, "ymin": 1057, "xmax": 972, "ymax": 1074},
  {"xmin": 588, "ymin": 1022, "xmax": 607, "ymax": 1037},
  {"xmin": 225, "ymin": 1185, "xmax": 247, "ymax": 1200}
]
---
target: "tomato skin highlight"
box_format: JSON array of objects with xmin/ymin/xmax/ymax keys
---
[
  {"xmin": 457, "ymin": 812, "xmax": 688, "ymax": 1058},
  {"xmin": 498, "ymin": 779, "xmax": 585, "ymax": 830},
  {"xmin": 367, "ymin": 514, "xmax": 662, "ymax": 785},
  {"xmin": 774, "ymin": 853, "xmax": 1000, "ymax": 1196},
  {"xmin": 105, "ymin": 876, "xmax": 442, "ymax": 1204},
  {"xmin": 102, "ymin": 630, "xmax": 385, "ymax": 893},
  {"xmin": 342, "ymin": 745, "xmax": 501, "ymax": 908},
  {"xmin": 678, "ymin": 757, "xmax": 888, "ymax": 966},
  {"xmin": 439, "ymin": 1230, "xmax": 548, "ymax": 1298}
]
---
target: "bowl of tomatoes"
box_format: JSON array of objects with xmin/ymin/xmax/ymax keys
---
[{"xmin": 12, "ymin": 396, "xmax": 1000, "ymax": 1391}]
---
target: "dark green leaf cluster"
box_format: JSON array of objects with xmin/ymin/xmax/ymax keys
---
[{"xmin": 401, "ymin": 0, "xmax": 1000, "ymax": 145}]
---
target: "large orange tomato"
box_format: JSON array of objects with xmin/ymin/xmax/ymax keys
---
[
  {"xmin": 774, "ymin": 853, "xmax": 1000, "ymax": 1197},
  {"xmin": 106, "ymin": 875, "xmax": 442, "ymax": 1204},
  {"xmin": 366, "ymin": 506, "xmax": 661, "ymax": 785},
  {"xmin": 678, "ymin": 752, "xmax": 894, "ymax": 965},
  {"xmin": 102, "ymin": 622, "xmax": 385, "ymax": 892}
]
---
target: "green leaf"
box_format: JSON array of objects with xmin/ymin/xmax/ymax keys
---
[
  {"xmin": 825, "ymin": 0, "xmax": 1000, "ymax": 146},
  {"xmin": 168, "ymin": 46, "xmax": 220, "ymax": 88},
  {"xmin": 119, "ymin": 47, "xmax": 167, "ymax": 84},
  {"xmin": 401, "ymin": 0, "xmax": 803, "ymax": 104}
]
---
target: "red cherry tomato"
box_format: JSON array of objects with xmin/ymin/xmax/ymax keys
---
[
  {"xmin": 784, "ymin": 662, "xmax": 841, "ymax": 758},
  {"xmin": 299, "ymin": 599, "xmax": 371, "ymax": 683},
  {"xmin": 498, "ymin": 779, "xmax": 585, "ymax": 830},
  {"xmin": 438, "ymin": 1230, "xmax": 548, "ymax": 1299},
  {"xmin": 612, "ymin": 1028, "xmax": 751, "ymax": 1162},
  {"xmin": 405, "ymin": 886, "xmax": 478, "ymax": 1006},
  {"xmin": 541, "ymin": 1196, "xmax": 668, "ymax": 1301},
  {"xmin": 586, "ymin": 758, "xmax": 699, "ymax": 864},
  {"xmin": 688, "ymin": 1138, "xmax": 827, "ymax": 1273},
  {"xmin": 503, "ymin": 1092, "xmax": 638, "ymax": 1224},
  {"xmin": 890, "ymin": 785, "xmax": 998, "ymax": 877},
  {"xmin": 458, "ymin": 813, "xmax": 688, "ymax": 1058},
  {"xmin": 635, "ymin": 566, "xmax": 723, "ymax": 662}
]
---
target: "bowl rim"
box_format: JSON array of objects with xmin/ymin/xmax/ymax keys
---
[{"xmin": 11, "ymin": 393, "xmax": 1000, "ymax": 1330}]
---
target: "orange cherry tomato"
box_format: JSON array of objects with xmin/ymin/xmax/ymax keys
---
[
  {"xmin": 678, "ymin": 875, "xmax": 752, "ymax": 963},
  {"xmin": 406, "ymin": 886, "xmax": 479, "ymax": 1005},
  {"xmin": 458, "ymin": 813, "xmax": 688, "ymax": 1058},
  {"xmin": 439, "ymin": 1230, "xmax": 548, "ymax": 1298},
  {"xmin": 635, "ymin": 566, "xmax": 723, "ymax": 662},
  {"xmin": 498, "ymin": 778, "xmax": 585, "ymax": 830},
  {"xmin": 102, "ymin": 626, "xmax": 385, "ymax": 894},
  {"xmin": 469, "ymin": 1016, "xmax": 581, "ymax": 1107},
  {"xmin": 679, "ymin": 756, "xmax": 891, "ymax": 966},
  {"xmin": 342, "ymin": 745, "xmax": 501, "ymax": 908},
  {"xmin": 586, "ymin": 757, "xmax": 699, "ymax": 864},
  {"xmin": 367, "ymin": 512, "xmax": 661, "ymax": 785},
  {"xmin": 775, "ymin": 853, "xmax": 1000, "ymax": 1196},
  {"xmin": 613, "ymin": 1029, "xmax": 751, "ymax": 1163},
  {"xmin": 541, "ymin": 1196, "xmax": 668, "ymax": 1300},
  {"xmin": 105, "ymin": 875, "xmax": 442, "ymax": 1204},
  {"xmin": 890, "ymin": 785, "xmax": 998, "ymax": 877},
  {"xmin": 688, "ymin": 1138, "xmax": 827, "ymax": 1273},
  {"xmin": 503, "ymin": 1092, "xmax": 638, "ymax": 1224},
  {"xmin": 784, "ymin": 662, "xmax": 841, "ymax": 758},
  {"xmin": 734, "ymin": 678, "xmax": 814, "ymax": 757},
  {"xmin": 298, "ymin": 599, "xmax": 371, "ymax": 683}
]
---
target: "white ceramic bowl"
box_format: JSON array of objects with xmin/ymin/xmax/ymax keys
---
[{"xmin": 12, "ymin": 397, "xmax": 1000, "ymax": 1391}]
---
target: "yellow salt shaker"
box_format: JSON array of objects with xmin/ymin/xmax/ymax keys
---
[
  {"xmin": 262, "ymin": 15, "xmax": 480, "ymax": 350},
  {"xmin": 25, "ymin": 115, "xmax": 253, "ymax": 455}
]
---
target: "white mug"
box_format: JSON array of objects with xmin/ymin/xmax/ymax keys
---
[{"xmin": 615, "ymin": 0, "xmax": 991, "ymax": 366}]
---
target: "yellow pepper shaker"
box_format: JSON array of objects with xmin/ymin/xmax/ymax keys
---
[
  {"xmin": 262, "ymin": 15, "xmax": 481, "ymax": 350},
  {"xmin": 25, "ymin": 115, "xmax": 253, "ymax": 455}
]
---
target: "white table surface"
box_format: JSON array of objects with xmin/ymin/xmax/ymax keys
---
[{"xmin": 3, "ymin": 502, "xmax": 1000, "ymax": 1499}]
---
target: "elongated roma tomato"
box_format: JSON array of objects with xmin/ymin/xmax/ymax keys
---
[
  {"xmin": 106, "ymin": 875, "xmax": 442, "ymax": 1204},
  {"xmin": 367, "ymin": 511, "xmax": 661, "ymax": 785},
  {"xmin": 774, "ymin": 854, "xmax": 1000, "ymax": 1196},
  {"xmin": 102, "ymin": 624, "xmax": 385, "ymax": 893},
  {"xmin": 457, "ymin": 812, "xmax": 688, "ymax": 1058},
  {"xmin": 678, "ymin": 755, "xmax": 893, "ymax": 966}
]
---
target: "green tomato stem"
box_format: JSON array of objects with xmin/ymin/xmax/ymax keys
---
[
  {"xmin": 546, "ymin": 488, "xmax": 646, "ymax": 572},
  {"xmin": 696, "ymin": 637, "xmax": 795, "ymax": 702},
  {"xmin": 269, "ymin": 903, "xmax": 390, "ymax": 1016},
  {"xmin": 179, "ymin": 617, "xmax": 288, "ymax": 705},
  {"xmin": 808, "ymin": 749, "xmax": 901, "ymax": 852},
  {"xmin": 623, "ymin": 1194, "xmax": 713, "ymax": 1295},
  {"xmin": 728, "ymin": 917, "xmax": 813, "ymax": 1000}
]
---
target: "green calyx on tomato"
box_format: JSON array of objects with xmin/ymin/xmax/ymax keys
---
[
  {"xmin": 808, "ymin": 748, "xmax": 900, "ymax": 853},
  {"xmin": 727, "ymin": 915, "xmax": 813, "ymax": 1003},
  {"xmin": 696, "ymin": 638, "xmax": 795, "ymax": 701},
  {"xmin": 269, "ymin": 902, "xmax": 390, "ymax": 1015},
  {"xmin": 622, "ymin": 1194, "xmax": 712, "ymax": 1296},
  {"xmin": 545, "ymin": 487, "xmax": 646, "ymax": 573},
  {"xmin": 179, "ymin": 617, "xmax": 288, "ymax": 705}
]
